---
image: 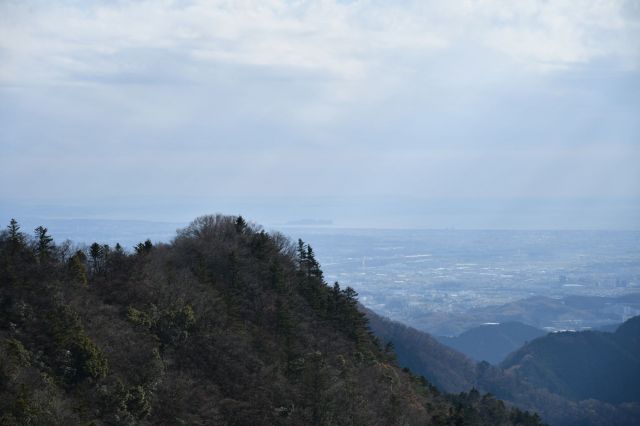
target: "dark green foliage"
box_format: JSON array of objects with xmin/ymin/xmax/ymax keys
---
[
  {"xmin": 134, "ymin": 239, "xmax": 153, "ymax": 255},
  {"xmin": 7, "ymin": 218, "xmax": 25, "ymax": 254},
  {"xmin": 68, "ymin": 250, "xmax": 88, "ymax": 285},
  {"xmin": 98, "ymin": 379, "xmax": 152, "ymax": 423},
  {"xmin": 501, "ymin": 317, "xmax": 640, "ymax": 403},
  {"xmin": 234, "ymin": 215, "xmax": 247, "ymax": 234},
  {"xmin": 35, "ymin": 226, "xmax": 54, "ymax": 262},
  {"xmin": 127, "ymin": 304, "xmax": 196, "ymax": 347},
  {"xmin": 366, "ymin": 306, "xmax": 640, "ymax": 425},
  {"xmin": 366, "ymin": 306, "xmax": 479, "ymax": 393},
  {"xmin": 0, "ymin": 216, "xmax": 542, "ymax": 425},
  {"xmin": 48, "ymin": 305, "xmax": 109, "ymax": 386},
  {"xmin": 297, "ymin": 238, "xmax": 322, "ymax": 280},
  {"xmin": 89, "ymin": 241, "xmax": 102, "ymax": 273}
]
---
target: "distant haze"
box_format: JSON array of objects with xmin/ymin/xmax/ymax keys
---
[
  {"xmin": 1, "ymin": 1, "xmax": 638, "ymax": 229},
  {"xmin": 2, "ymin": 196, "xmax": 640, "ymax": 232}
]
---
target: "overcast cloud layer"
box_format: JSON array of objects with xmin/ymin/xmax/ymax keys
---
[{"xmin": 1, "ymin": 0, "xmax": 639, "ymax": 228}]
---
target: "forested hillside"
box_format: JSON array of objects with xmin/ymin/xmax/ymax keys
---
[
  {"xmin": 366, "ymin": 308, "xmax": 478, "ymax": 393},
  {"xmin": 502, "ymin": 316, "xmax": 640, "ymax": 403},
  {"xmin": 0, "ymin": 215, "xmax": 541, "ymax": 425},
  {"xmin": 367, "ymin": 309, "xmax": 640, "ymax": 425}
]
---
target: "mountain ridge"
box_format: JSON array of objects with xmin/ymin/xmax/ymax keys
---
[
  {"xmin": 502, "ymin": 315, "xmax": 640, "ymax": 404},
  {"xmin": 0, "ymin": 215, "xmax": 541, "ymax": 425},
  {"xmin": 436, "ymin": 321, "xmax": 547, "ymax": 365},
  {"xmin": 364, "ymin": 307, "xmax": 640, "ymax": 425}
]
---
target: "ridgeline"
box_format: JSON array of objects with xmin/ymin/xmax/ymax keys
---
[{"xmin": 0, "ymin": 215, "xmax": 541, "ymax": 425}]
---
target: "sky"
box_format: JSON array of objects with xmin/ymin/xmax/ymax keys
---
[{"xmin": 1, "ymin": 0, "xmax": 639, "ymax": 229}]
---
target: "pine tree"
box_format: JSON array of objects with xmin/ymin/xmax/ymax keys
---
[
  {"xmin": 35, "ymin": 226, "xmax": 54, "ymax": 262},
  {"xmin": 297, "ymin": 239, "xmax": 306, "ymax": 262},
  {"xmin": 7, "ymin": 219, "xmax": 25, "ymax": 254},
  {"xmin": 69, "ymin": 250, "xmax": 88, "ymax": 286},
  {"xmin": 306, "ymin": 245, "xmax": 322, "ymax": 279},
  {"xmin": 134, "ymin": 239, "xmax": 153, "ymax": 255},
  {"xmin": 235, "ymin": 215, "xmax": 247, "ymax": 234},
  {"xmin": 90, "ymin": 242, "xmax": 102, "ymax": 274}
]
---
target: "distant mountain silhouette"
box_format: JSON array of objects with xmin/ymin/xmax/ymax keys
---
[
  {"xmin": 416, "ymin": 293, "xmax": 640, "ymax": 336},
  {"xmin": 502, "ymin": 316, "xmax": 640, "ymax": 404},
  {"xmin": 364, "ymin": 307, "xmax": 640, "ymax": 425},
  {"xmin": 436, "ymin": 322, "xmax": 547, "ymax": 365}
]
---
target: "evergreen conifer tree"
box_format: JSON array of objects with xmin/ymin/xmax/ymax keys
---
[
  {"xmin": 7, "ymin": 219, "xmax": 25, "ymax": 254},
  {"xmin": 35, "ymin": 226, "xmax": 54, "ymax": 261}
]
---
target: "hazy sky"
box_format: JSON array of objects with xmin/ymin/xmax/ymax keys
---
[{"xmin": 1, "ymin": 1, "xmax": 639, "ymax": 228}]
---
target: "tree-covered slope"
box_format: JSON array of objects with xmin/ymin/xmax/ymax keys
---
[
  {"xmin": 366, "ymin": 308, "xmax": 640, "ymax": 425},
  {"xmin": 501, "ymin": 316, "xmax": 640, "ymax": 404},
  {"xmin": 0, "ymin": 216, "xmax": 541, "ymax": 425},
  {"xmin": 365, "ymin": 306, "xmax": 479, "ymax": 394}
]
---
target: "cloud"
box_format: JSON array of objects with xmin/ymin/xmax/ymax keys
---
[
  {"xmin": 476, "ymin": 0, "xmax": 640, "ymax": 71},
  {"xmin": 0, "ymin": 0, "xmax": 638, "ymax": 214},
  {"xmin": 0, "ymin": 0, "xmax": 637, "ymax": 89}
]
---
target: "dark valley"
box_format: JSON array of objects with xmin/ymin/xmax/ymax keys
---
[
  {"xmin": 367, "ymin": 309, "xmax": 640, "ymax": 425},
  {"xmin": 435, "ymin": 322, "xmax": 547, "ymax": 365}
]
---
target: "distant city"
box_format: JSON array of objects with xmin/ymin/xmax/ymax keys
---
[
  {"xmin": 291, "ymin": 228, "xmax": 640, "ymax": 335},
  {"xmin": 4, "ymin": 217, "xmax": 637, "ymax": 337}
]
